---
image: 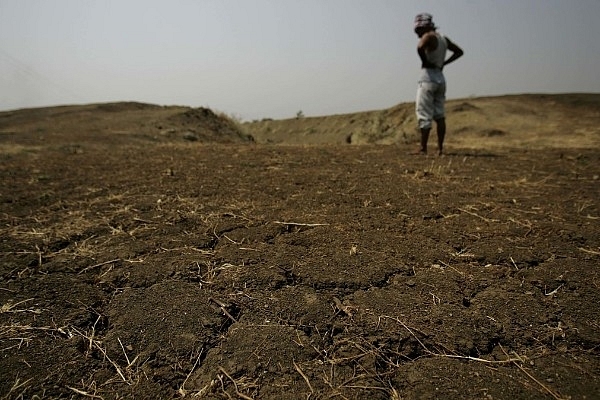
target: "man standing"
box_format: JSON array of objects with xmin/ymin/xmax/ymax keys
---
[{"xmin": 414, "ymin": 13, "xmax": 463, "ymax": 155}]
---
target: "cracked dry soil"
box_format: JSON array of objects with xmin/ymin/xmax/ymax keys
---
[{"xmin": 1, "ymin": 141, "xmax": 599, "ymax": 399}]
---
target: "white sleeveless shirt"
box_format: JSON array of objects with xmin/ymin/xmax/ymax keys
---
[{"xmin": 419, "ymin": 32, "xmax": 447, "ymax": 84}]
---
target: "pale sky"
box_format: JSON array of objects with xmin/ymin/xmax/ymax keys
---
[{"xmin": 1, "ymin": 0, "xmax": 599, "ymax": 120}]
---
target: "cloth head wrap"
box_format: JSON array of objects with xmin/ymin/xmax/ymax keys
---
[{"xmin": 414, "ymin": 13, "xmax": 435, "ymax": 30}]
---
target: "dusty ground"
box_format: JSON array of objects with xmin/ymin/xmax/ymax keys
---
[{"xmin": 0, "ymin": 96, "xmax": 599, "ymax": 399}]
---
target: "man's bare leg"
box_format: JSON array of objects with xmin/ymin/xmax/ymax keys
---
[
  {"xmin": 419, "ymin": 128, "xmax": 430, "ymax": 154},
  {"xmin": 435, "ymin": 118, "xmax": 446, "ymax": 155}
]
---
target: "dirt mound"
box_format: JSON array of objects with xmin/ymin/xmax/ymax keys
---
[
  {"xmin": 244, "ymin": 93, "xmax": 600, "ymax": 149},
  {"xmin": 0, "ymin": 102, "xmax": 253, "ymax": 145},
  {"xmin": 165, "ymin": 107, "xmax": 254, "ymax": 143},
  {"xmin": 449, "ymin": 101, "xmax": 480, "ymax": 113}
]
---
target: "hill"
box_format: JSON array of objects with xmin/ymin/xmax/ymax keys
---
[
  {"xmin": 1, "ymin": 93, "xmax": 599, "ymax": 150},
  {"xmin": 0, "ymin": 102, "xmax": 253, "ymax": 150},
  {"xmin": 244, "ymin": 93, "xmax": 600, "ymax": 149}
]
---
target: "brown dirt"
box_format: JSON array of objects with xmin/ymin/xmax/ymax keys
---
[{"xmin": 1, "ymin": 95, "xmax": 599, "ymax": 399}]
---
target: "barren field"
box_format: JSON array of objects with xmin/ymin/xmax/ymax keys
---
[{"xmin": 1, "ymin": 95, "xmax": 599, "ymax": 399}]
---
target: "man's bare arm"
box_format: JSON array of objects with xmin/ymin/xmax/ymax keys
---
[{"xmin": 443, "ymin": 37, "xmax": 464, "ymax": 67}]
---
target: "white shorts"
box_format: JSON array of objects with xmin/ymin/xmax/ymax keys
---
[{"xmin": 416, "ymin": 80, "xmax": 446, "ymax": 130}]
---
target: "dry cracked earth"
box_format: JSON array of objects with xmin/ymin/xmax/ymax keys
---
[{"xmin": 0, "ymin": 101, "xmax": 599, "ymax": 399}]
